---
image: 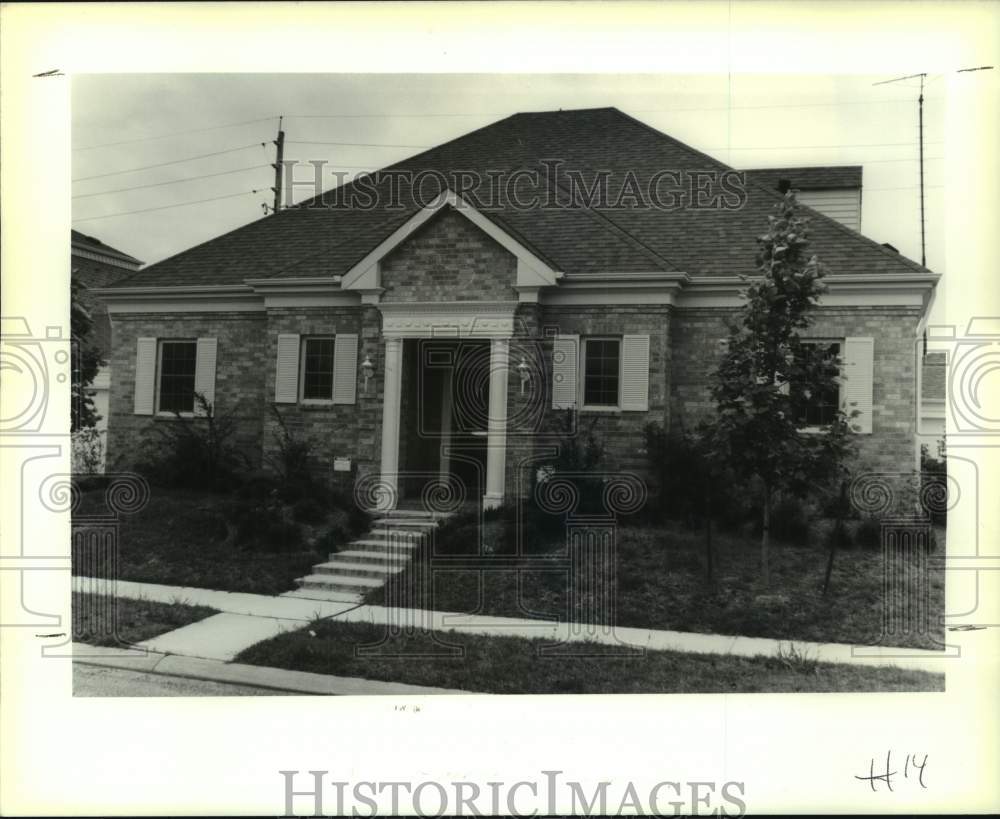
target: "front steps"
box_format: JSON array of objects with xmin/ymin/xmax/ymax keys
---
[{"xmin": 284, "ymin": 509, "xmax": 447, "ymax": 603}]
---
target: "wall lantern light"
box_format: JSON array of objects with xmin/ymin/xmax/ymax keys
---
[
  {"xmin": 361, "ymin": 356, "xmax": 375, "ymax": 395},
  {"xmin": 517, "ymin": 357, "xmax": 531, "ymax": 395}
]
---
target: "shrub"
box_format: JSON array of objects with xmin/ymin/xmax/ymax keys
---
[
  {"xmin": 326, "ymin": 488, "xmax": 372, "ymax": 536},
  {"xmin": 920, "ymin": 442, "xmax": 948, "ymax": 526},
  {"xmin": 232, "ymin": 503, "xmax": 302, "ymax": 553},
  {"xmin": 768, "ymin": 496, "xmax": 811, "ymax": 544},
  {"xmin": 72, "ymin": 427, "xmax": 104, "ymax": 475},
  {"xmin": 266, "ymin": 406, "xmax": 315, "ymax": 501},
  {"xmin": 855, "ymin": 516, "xmax": 882, "ymax": 550},
  {"xmin": 292, "ymin": 497, "xmax": 326, "ymax": 524},
  {"xmin": 138, "ymin": 393, "xmax": 246, "ymax": 491}
]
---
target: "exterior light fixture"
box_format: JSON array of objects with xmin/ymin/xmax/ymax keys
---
[
  {"xmin": 517, "ymin": 357, "xmax": 531, "ymax": 395},
  {"xmin": 361, "ymin": 356, "xmax": 375, "ymax": 395}
]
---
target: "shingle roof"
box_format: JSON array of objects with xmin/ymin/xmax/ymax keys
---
[
  {"xmin": 71, "ymin": 230, "xmax": 143, "ymax": 267},
  {"xmin": 742, "ymin": 165, "xmax": 863, "ymax": 192},
  {"xmin": 112, "ymin": 108, "xmax": 929, "ymax": 288}
]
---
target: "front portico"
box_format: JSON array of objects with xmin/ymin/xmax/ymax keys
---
[{"xmin": 376, "ymin": 301, "xmax": 515, "ymax": 512}]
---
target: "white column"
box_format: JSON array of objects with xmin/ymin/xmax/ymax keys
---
[
  {"xmin": 378, "ymin": 337, "xmax": 404, "ymax": 511},
  {"xmin": 483, "ymin": 337, "xmax": 510, "ymax": 510}
]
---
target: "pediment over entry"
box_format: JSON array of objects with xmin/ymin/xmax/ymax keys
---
[
  {"xmin": 340, "ymin": 189, "xmax": 561, "ymax": 302},
  {"xmin": 378, "ymin": 300, "xmax": 518, "ymax": 339}
]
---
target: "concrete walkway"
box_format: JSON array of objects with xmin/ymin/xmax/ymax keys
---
[{"xmin": 73, "ymin": 576, "xmax": 948, "ymax": 674}]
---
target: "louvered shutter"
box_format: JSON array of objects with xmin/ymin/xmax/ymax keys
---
[
  {"xmin": 551, "ymin": 334, "xmax": 579, "ymax": 409},
  {"xmin": 621, "ymin": 334, "xmax": 651, "ymax": 411},
  {"xmin": 193, "ymin": 337, "xmax": 218, "ymax": 415},
  {"xmin": 332, "ymin": 333, "xmax": 358, "ymax": 405},
  {"xmin": 133, "ymin": 337, "xmax": 157, "ymax": 415},
  {"xmin": 274, "ymin": 333, "xmax": 300, "ymax": 403},
  {"xmin": 842, "ymin": 337, "xmax": 874, "ymax": 434}
]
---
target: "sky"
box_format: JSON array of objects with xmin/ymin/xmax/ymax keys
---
[{"xmin": 72, "ymin": 72, "xmax": 946, "ymax": 273}]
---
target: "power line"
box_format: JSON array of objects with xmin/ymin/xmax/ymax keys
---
[
  {"xmin": 286, "ymin": 139, "xmax": 432, "ymax": 149},
  {"xmin": 722, "ymin": 140, "xmax": 944, "ymax": 151},
  {"xmin": 72, "ymin": 188, "xmax": 269, "ymax": 223},
  {"xmin": 71, "ymin": 164, "xmax": 272, "ymax": 199},
  {"xmin": 73, "ymin": 116, "xmax": 278, "ymax": 151},
  {"xmin": 72, "ymin": 143, "xmax": 269, "ymax": 183}
]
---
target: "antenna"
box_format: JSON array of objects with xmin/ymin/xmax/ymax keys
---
[{"xmin": 271, "ymin": 115, "xmax": 285, "ymax": 214}]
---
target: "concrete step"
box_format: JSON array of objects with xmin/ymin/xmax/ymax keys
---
[
  {"xmin": 333, "ymin": 549, "xmax": 410, "ymax": 566},
  {"xmin": 313, "ymin": 560, "xmax": 405, "ymax": 579},
  {"xmin": 372, "ymin": 518, "xmax": 440, "ymax": 531},
  {"xmin": 368, "ymin": 528, "xmax": 427, "ymax": 541},
  {"xmin": 296, "ymin": 573, "xmax": 384, "ymax": 595},
  {"xmin": 350, "ymin": 538, "xmax": 421, "ymax": 554}
]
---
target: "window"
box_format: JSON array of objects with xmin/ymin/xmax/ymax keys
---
[
  {"xmin": 157, "ymin": 340, "xmax": 197, "ymax": 413},
  {"xmin": 794, "ymin": 341, "xmax": 841, "ymax": 427},
  {"xmin": 582, "ymin": 337, "xmax": 621, "ymax": 408},
  {"xmin": 301, "ymin": 337, "xmax": 336, "ymax": 401}
]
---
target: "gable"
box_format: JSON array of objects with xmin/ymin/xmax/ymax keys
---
[{"xmin": 379, "ymin": 208, "xmax": 517, "ymax": 303}]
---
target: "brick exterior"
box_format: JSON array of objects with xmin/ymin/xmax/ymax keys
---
[
  {"xmin": 106, "ymin": 208, "xmax": 923, "ymax": 503},
  {"xmin": 670, "ymin": 305, "xmax": 923, "ymax": 473},
  {"xmin": 106, "ymin": 312, "xmax": 267, "ymax": 471},
  {"xmin": 380, "ymin": 209, "xmax": 518, "ymax": 303}
]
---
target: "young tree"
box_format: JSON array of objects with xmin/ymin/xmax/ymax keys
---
[
  {"xmin": 71, "ymin": 276, "xmax": 105, "ymax": 432},
  {"xmin": 707, "ymin": 192, "xmax": 855, "ymax": 587}
]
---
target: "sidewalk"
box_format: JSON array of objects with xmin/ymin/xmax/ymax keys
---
[{"xmin": 73, "ymin": 576, "xmax": 949, "ymax": 674}]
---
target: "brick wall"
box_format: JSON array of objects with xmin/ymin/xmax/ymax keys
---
[
  {"xmin": 380, "ymin": 208, "xmax": 518, "ymax": 303},
  {"xmin": 262, "ymin": 305, "xmax": 378, "ymax": 489},
  {"xmin": 537, "ymin": 305, "xmax": 672, "ymax": 475},
  {"xmin": 669, "ymin": 305, "xmax": 923, "ymax": 473},
  {"xmin": 106, "ymin": 312, "xmax": 267, "ymax": 472}
]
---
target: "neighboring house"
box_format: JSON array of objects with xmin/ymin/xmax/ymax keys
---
[
  {"xmin": 918, "ymin": 350, "xmax": 947, "ymax": 455},
  {"xmin": 742, "ymin": 165, "xmax": 863, "ymax": 232},
  {"xmin": 98, "ymin": 107, "xmax": 938, "ymax": 510},
  {"xmin": 71, "ymin": 230, "xmax": 143, "ymax": 469}
]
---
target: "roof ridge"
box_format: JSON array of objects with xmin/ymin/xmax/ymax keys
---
[{"xmin": 611, "ymin": 108, "xmax": 933, "ymax": 275}]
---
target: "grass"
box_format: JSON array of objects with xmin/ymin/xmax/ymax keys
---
[
  {"xmin": 367, "ymin": 518, "xmax": 946, "ymax": 650},
  {"xmin": 72, "ymin": 487, "xmax": 326, "ymax": 595},
  {"xmin": 234, "ymin": 619, "xmax": 944, "ymax": 694},
  {"xmin": 72, "ymin": 591, "xmax": 217, "ymax": 646}
]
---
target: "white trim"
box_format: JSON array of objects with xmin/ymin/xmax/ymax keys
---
[
  {"xmin": 340, "ymin": 189, "xmax": 561, "ymax": 292},
  {"xmin": 379, "ymin": 301, "xmax": 517, "ymax": 339},
  {"xmin": 72, "ymin": 245, "xmax": 142, "ymax": 271}
]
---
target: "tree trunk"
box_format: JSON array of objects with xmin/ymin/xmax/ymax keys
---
[
  {"xmin": 761, "ymin": 487, "xmax": 771, "ymax": 588},
  {"xmin": 822, "ymin": 522, "xmax": 839, "ymax": 596}
]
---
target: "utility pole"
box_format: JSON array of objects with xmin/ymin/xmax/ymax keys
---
[{"xmin": 271, "ymin": 116, "xmax": 285, "ymax": 214}]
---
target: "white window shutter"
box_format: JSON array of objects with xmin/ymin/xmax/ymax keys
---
[
  {"xmin": 551, "ymin": 334, "xmax": 579, "ymax": 409},
  {"xmin": 621, "ymin": 334, "xmax": 651, "ymax": 411},
  {"xmin": 133, "ymin": 337, "xmax": 157, "ymax": 415},
  {"xmin": 193, "ymin": 337, "xmax": 218, "ymax": 415},
  {"xmin": 332, "ymin": 333, "xmax": 358, "ymax": 405},
  {"xmin": 274, "ymin": 333, "xmax": 300, "ymax": 403},
  {"xmin": 842, "ymin": 336, "xmax": 874, "ymax": 434}
]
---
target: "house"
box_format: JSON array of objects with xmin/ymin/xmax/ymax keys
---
[
  {"xmin": 71, "ymin": 230, "xmax": 143, "ymax": 469},
  {"xmin": 918, "ymin": 350, "xmax": 947, "ymax": 455},
  {"xmin": 742, "ymin": 165, "xmax": 863, "ymax": 232},
  {"xmin": 98, "ymin": 107, "xmax": 938, "ymax": 511}
]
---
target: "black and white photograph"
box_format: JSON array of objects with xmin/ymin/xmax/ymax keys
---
[{"xmin": 2, "ymin": 2, "xmax": 998, "ymax": 816}]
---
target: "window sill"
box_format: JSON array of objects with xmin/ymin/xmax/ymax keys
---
[
  {"xmin": 299, "ymin": 401, "xmax": 337, "ymax": 411},
  {"xmin": 154, "ymin": 411, "xmax": 195, "ymax": 420},
  {"xmin": 579, "ymin": 405, "xmax": 622, "ymax": 414}
]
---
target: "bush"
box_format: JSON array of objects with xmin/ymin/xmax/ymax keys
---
[
  {"xmin": 138, "ymin": 393, "xmax": 247, "ymax": 491},
  {"xmin": 72, "ymin": 427, "xmax": 104, "ymax": 475},
  {"xmin": 292, "ymin": 497, "xmax": 326, "ymax": 524},
  {"xmin": 920, "ymin": 442, "xmax": 948, "ymax": 526},
  {"xmin": 855, "ymin": 516, "xmax": 882, "ymax": 550},
  {"xmin": 768, "ymin": 496, "xmax": 811, "ymax": 544},
  {"xmin": 326, "ymin": 488, "xmax": 372, "ymax": 536},
  {"xmin": 267, "ymin": 406, "xmax": 315, "ymax": 501},
  {"xmin": 231, "ymin": 503, "xmax": 302, "ymax": 553}
]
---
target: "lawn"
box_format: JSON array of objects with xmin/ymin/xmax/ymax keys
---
[
  {"xmin": 367, "ymin": 518, "xmax": 946, "ymax": 650},
  {"xmin": 73, "ymin": 591, "xmax": 217, "ymax": 647},
  {"xmin": 235, "ymin": 619, "xmax": 944, "ymax": 694},
  {"xmin": 71, "ymin": 486, "xmax": 325, "ymax": 594}
]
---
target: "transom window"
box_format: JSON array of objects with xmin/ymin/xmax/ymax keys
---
[
  {"xmin": 794, "ymin": 341, "xmax": 841, "ymax": 427},
  {"xmin": 157, "ymin": 340, "xmax": 197, "ymax": 413},
  {"xmin": 301, "ymin": 337, "xmax": 336, "ymax": 401},
  {"xmin": 582, "ymin": 337, "xmax": 621, "ymax": 408}
]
